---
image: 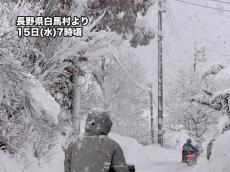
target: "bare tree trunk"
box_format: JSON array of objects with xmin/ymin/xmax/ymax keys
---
[
  {"xmin": 92, "ymin": 58, "xmax": 108, "ymax": 109},
  {"xmin": 72, "ymin": 58, "xmax": 81, "ymax": 135}
]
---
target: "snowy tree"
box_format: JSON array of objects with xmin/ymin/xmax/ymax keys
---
[
  {"xmin": 85, "ymin": 0, "xmax": 155, "ymax": 47},
  {"xmin": 0, "ymin": 1, "xmax": 61, "ymax": 165},
  {"xmin": 0, "ymin": 42, "xmax": 59, "ymax": 163},
  {"xmin": 4, "ymin": 0, "xmax": 156, "ymax": 143},
  {"xmin": 191, "ymin": 64, "xmax": 230, "ymax": 135},
  {"xmin": 187, "ymin": 63, "xmax": 230, "ymax": 160},
  {"xmin": 166, "ymin": 45, "xmax": 217, "ymax": 138},
  {"xmin": 1, "ymin": 0, "xmax": 156, "ymax": 166}
]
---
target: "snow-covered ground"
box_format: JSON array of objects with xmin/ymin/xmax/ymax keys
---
[{"xmin": 0, "ymin": 131, "xmax": 229, "ymax": 172}]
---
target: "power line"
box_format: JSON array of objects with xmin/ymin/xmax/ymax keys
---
[
  {"xmin": 112, "ymin": 54, "xmax": 150, "ymax": 92},
  {"xmin": 209, "ymin": 0, "xmax": 230, "ymax": 5},
  {"xmin": 112, "ymin": 54, "xmax": 158, "ymax": 109},
  {"xmin": 163, "ymin": 40, "xmax": 177, "ymax": 69},
  {"xmin": 165, "ymin": 2, "xmax": 179, "ymax": 39},
  {"xmin": 166, "ymin": 0, "xmax": 179, "ymax": 34},
  {"xmin": 165, "ymin": 0, "xmax": 189, "ymax": 60},
  {"xmin": 165, "ymin": 11, "xmax": 182, "ymax": 48},
  {"xmin": 165, "ymin": 1, "xmax": 183, "ymax": 48},
  {"xmin": 174, "ymin": 0, "xmax": 230, "ymax": 13}
]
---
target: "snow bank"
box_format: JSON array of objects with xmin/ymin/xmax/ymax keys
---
[
  {"xmin": 0, "ymin": 144, "xmax": 64, "ymax": 172},
  {"xmin": 210, "ymin": 131, "xmax": 230, "ymax": 170},
  {"xmin": 24, "ymin": 144, "xmax": 64, "ymax": 172},
  {"xmin": 189, "ymin": 131, "xmax": 230, "ymax": 172},
  {"xmin": 110, "ymin": 133, "xmax": 153, "ymax": 163},
  {"xmin": 110, "ymin": 133, "xmax": 179, "ymax": 172},
  {"xmin": 0, "ymin": 151, "xmax": 23, "ymax": 172}
]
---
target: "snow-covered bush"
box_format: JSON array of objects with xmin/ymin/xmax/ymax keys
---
[
  {"xmin": 191, "ymin": 64, "xmax": 230, "ymax": 136},
  {"xmin": 0, "ymin": 56, "xmax": 60, "ymax": 162},
  {"xmin": 166, "ymin": 68, "xmax": 216, "ymax": 138},
  {"xmin": 0, "ymin": 0, "xmax": 61, "ymax": 165},
  {"xmin": 197, "ymin": 130, "xmax": 230, "ymax": 172},
  {"xmin": 211, "ymin": 130, "xmax": 230, "ymax": 166}
]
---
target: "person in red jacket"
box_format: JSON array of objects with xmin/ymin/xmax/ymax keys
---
[{"xmin": 64, "ymin": 110, "xmax": 130, "ymax": 172}]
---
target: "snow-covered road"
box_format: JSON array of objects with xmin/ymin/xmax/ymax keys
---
[
  {"xmin": 1, "ymin": 132, "xmax": 230, "ymax": 172},
  {"xmin": 113, "ymin": 133, "xmax": 230, "ymax": 172}
]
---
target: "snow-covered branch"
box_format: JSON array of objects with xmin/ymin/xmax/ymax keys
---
[
  {"xmin": 112, "ymin": 54, "xmax": 151, "ymax": 92},
  {"xmin": 201, "ymin": 64, "xmax": 224, "ymax": 81}
]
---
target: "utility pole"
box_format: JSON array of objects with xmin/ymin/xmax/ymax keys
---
[
  {"xmin": 150, "ymin": 87, "xmax": 154, "ymax": 144},
  {"xmin": 158, "ymin": 0, "xmax": 164, "ymax": 147},
  {"xmin": 72, "ymin": 55, "xmax": 88, "ymax": 136}
]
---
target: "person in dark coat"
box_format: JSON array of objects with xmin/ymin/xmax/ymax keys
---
[
  {"xmin": 64, "ymin": 110, "xmax": 130, "ymax": 172},
  {"xmin": 182, "ymin": 138, "xmax": 198, "ymax": 162}
]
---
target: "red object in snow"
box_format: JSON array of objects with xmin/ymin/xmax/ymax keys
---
[{"xmin": 187, "ymin": 154, "xmax": 193, "ymax": 161}]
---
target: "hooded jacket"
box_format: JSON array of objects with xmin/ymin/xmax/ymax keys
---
[
  {"xmin": 182, "ymin": 142, "xmax": 197, "ymax": 153},
  {"xmin": 64, "ymin": 111, "xmax": 129, "ymax": 172}
]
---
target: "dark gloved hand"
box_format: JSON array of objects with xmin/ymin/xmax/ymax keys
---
[{"xmin": 128, "ymin": 165, "xmax": 135, "ymax": 172}]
